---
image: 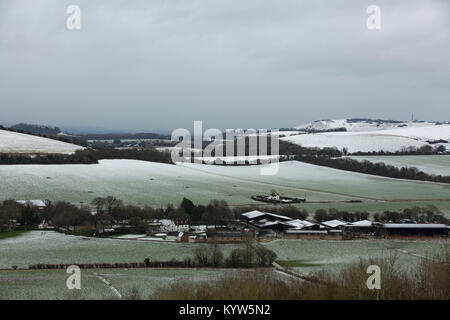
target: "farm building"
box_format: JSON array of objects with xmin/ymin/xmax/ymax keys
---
[
  {"xmin": 240, "ymin": 210, "xmax": 291, "ymax": 223},
  {"xmin": 284, "ymin": 229, "xmax": 339, "ymax": 240},
  {"xmin": 157, "ymin": 219, "xmax": 189, "ymax": 232},
  {"xmin": 240, "ymin": 210, "xmax": 294, "ymax": 232},
  {"xmin": 193, "ymin": 233, "xmax": 207, "ymax": 242},
  {"xmin": 14, "ymin": 200, "xmax": 47, "ymax": 208},
  {"xmin": 207, "ymin": 230, "xmax": 250, "ymax": 243},
  {"xmin": 250, "ymin": 219, "xmax": 287, "ymax": 231},
  {"xmin": 375, "ymin": 224, "xmax": 449, "ymax": 238},
  {"xmin": 342, "ymin": 220, "xmax": 375, "ymax": 234},
  {"xmin": 284, "ymin": 219, "xmax": 323, "ymax": 230},
  {"xmin": 240, "ymin": 210, "xmax": 324, "ymax": 234}
]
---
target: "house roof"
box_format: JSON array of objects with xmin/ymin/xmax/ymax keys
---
[{"xmin": 15, "ymin": 200, "xmax": 47, "ymax": 207}]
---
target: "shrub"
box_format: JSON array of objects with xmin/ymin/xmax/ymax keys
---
[
  {"xmin": 193, "ymin": 245, "xmax": 211, "ymax": 266},
  {"xmin": 152, "ymin": 249, "xmax": 450, "ymax": 300},
  {"xmin": 254, "ymin": 246, "xmax": 277, "ymax": 267}
]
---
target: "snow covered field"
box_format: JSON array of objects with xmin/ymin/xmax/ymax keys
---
[
  {"xmin": 263, "ymin": 239, "xmax": 449, "ymax": 275},
  {"xmin": 0, "ymin": 129, "xmax": 83, "ymax": 154},
  {"xmin": 283, "ymin": 123, "xmax": 450, "ymax": 153},
  {"xmin": 349, "ymin": 155, "xmax": 450, "ymax": 176},
  {"xmin": 1, "ymin": 231, "xmax": 447, "ymax": 299},
  {"xmin": 1, "ymin": 159, "xmax": 450, "ymax": 212},
  {"xmin": 0, "ymin": 230, "xmax": 244, "ymax": 299},
  {"xmin": 0, "ymin": 231, "xmax": 241, "ymax": 269},
  {"xmin": 0, "ymin": 268, "xmax": 243, "ymax": 300}
]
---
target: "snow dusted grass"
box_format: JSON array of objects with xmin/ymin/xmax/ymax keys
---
[
  {"xmin": 263, "ymin": 239, "xmax": 449, "ymax": 275},
  {"xmin": 0, "ymin": 231, "xmax": 241, "ymax": 269},
  {"xmin": 1, "ymin": 160, "xmax": 450, "ymax": 212},
  {"xmin": 98, "ymin": 268, "xmax": 248, "ymax": 299},
  {"xmin": 349, "ymin": 155, "xmax": 450, "ymax": 176},
  {"xmin": 283, "ymin": 132, "xmax": 429, "ymax": 153},
  {"xmin": 0, "ymin": 269, "xmax": 108, "ymax": 300},
  {"xmin": 0, "ymin": 129, "xmax": 83, "ymax": 154},
  {"xmin": 283, "ymin": 124, "xmax": 450, "ymax": 153},
  {"xmin": 181, "ymin": 161, "xmax": 450, "ymax": 200},
  {"xmin": 0, "ymin": 268, "xmax": 238, "ymax": 300},
  {"xmin": 0, "ymin": 231, "xmax": 245, "ymax": 300}
]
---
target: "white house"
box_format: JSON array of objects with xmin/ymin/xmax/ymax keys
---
[{"xmin": 158, "ymin": 219, "xmax": 189, "ymax": 232}]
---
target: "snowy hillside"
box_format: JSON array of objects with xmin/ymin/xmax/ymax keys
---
[
  {"xmin": 1, "ymin": 159, "xmax": 449, "ymax": 207},
  {"xmin": 284, "ymin": 121, "xmax": 450, "ymax": 153},
  {"xmin": 295, "ymin": 119, "xmax": 441, "ymax": 132},
  {"xmin": 0, "ymin": 129, "xmax": 84, "ymax": 154}
]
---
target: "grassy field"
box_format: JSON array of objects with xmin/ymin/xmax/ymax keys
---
[
  {"xmin": 0, "ymin": 230, "xmax": 27, "ymax": 240},
  {"xmin": 263, "ymin": 238, "xmax": 449, "ymax": 275},
  {"xmin": 1, "ymin": 160, "xmax": 450, "ymax": 214}
]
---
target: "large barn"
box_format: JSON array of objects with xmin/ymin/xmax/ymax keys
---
[
  {"xmin": 375, "ymin": 224, "xmax": 449, "ymax": 238},
  {"xmin": 341, "ymin": 220, "xmax": 375, "ymax": 234},
  {"xmin": 240, "ymin": 210, "xmax": 322, "ymax": 233},
  {"xmin": 240, "ymin": 210, "xmax": 292, "ymax": 223}
]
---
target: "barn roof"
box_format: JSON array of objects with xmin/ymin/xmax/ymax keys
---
[
  {"xmin": 321, "ymin": 219, "xmax": 347, "ymax": 228},
  {"xmin": 252, "ymin": 220, "xmax": 282, "ymax": 228},
  {"xmin": 240, "ymin": 210, "xmax": 292, "ymax": 222},
  {"xmin": 285, "ymin": 230, "xmax": 328, "ymax": 234},
  {"xmin": 347, "ymin": 220, "xmax": 373, "ymax": 227},
  {"xmin": 240, "ymin": 210, "xmax": 267, "ymax": 220},
  {"xmin": 380, "ymin": 223, "xmax": 448, "ymax": 229},
  {"xmin": 285, "ymin": 219, "xmax": 317, "ymax": 229}
]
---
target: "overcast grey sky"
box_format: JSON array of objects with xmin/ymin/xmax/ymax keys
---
[{"xmin": 0, "ymin": 0, "xmax": 449, "ymax": 132}]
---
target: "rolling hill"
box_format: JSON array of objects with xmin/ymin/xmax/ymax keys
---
[
  {"xmin": 284, "ymin": 120, "xmax": 450, "ymax": 153},
  {"xmin": 0, "ymin": 129, "xmax": 84, "ymax": 154}
]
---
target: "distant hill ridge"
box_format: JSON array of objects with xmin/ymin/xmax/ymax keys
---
[{"xmin": 10, "ymin": 123, "xmax": 61, "ymax": 135}]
